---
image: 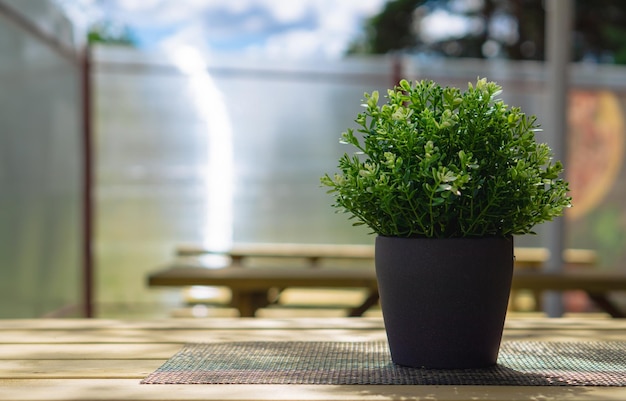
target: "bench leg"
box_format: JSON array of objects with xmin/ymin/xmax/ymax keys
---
[
  {"xmin": 231, "ymin": 290, "xmax": 270, "ymax": 317},
  {"xmin": 349, "ymin": 291, "xmax": 379, "ymax": 317},
  {"xmin": 586, "ymin": 292, "xmax": 625, "ymax": 318}
]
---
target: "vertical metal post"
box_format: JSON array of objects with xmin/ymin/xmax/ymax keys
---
[
  {"xmin": 543, "ymin": 0, "xmax": 573, "ymax": 317},
  {"xmin": 81, "ymin": 44, "xmax": 94, "ymax": 318}
]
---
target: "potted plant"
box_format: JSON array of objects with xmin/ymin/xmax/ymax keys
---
[{"xmin": 321, "ymin": 78, "xmax": 571, "ymax": 369}]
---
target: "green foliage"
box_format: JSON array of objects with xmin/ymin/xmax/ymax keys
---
[
  {"xmin": 347, "ymin": 0, "xmax": 424, "ymax": 54},
  {"xmin": 350, "ymin": 0, "xmax": 626, "ymax": 64},
  {"xmin": 87, "ymin": 22, "xmax": 136, "ymax": 46},
  {"xmin": 321, "ymin": 78, "xmax": 571, "ymax": 238}
]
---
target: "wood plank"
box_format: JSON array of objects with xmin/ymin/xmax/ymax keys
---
[
  {"xmin": 1, "ymin": 328, "xmax": 625, "ymax": 346},
  {"xmin": 148, "ymin": 267, "xmax": 379, "ymax": 289},
  {"xmin": 1, "ymin": 379, "xmax": 625, "ymax": 401},
  {"xmin": 0, "ymin": 317, "xmax": 387, "ymax": 331},
  {"xmin": 0, "ymin": 343, "xmax": 182, "ymax": 360},
  {"xmin": 0, "ymin": 329, "xmax": 389, "ymax": 345},
  {"xmin": 1, "ymin": 317, "xmax": 623, "ymax": 337},
  {"xmin": 1, "ymin": 322, "xmax": 625, "ymax": 349},
  {"xmin": 176, "ymin": 242, "xmax": 376, "ymax": 259},
  {"xmin": 511, "ymin": 271, "xmax": 626, "ymax": 291},
  {"xmin": 503, "ymin": 316, "xmax": 622, "ymax": 330},
  {"xmin": 0, "ymin": 360, "xmax": 162, "ymax": 379},
  {"xmin": 148, "ymin": 266, "xmax": 626, "ymax": 293}
]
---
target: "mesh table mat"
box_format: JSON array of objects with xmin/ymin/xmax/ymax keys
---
[{"xmin": 142, "ymin": 341, "xmax": 626, "ymax": 386}]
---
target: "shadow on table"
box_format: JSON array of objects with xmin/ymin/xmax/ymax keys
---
[
  {"xmin": 335, "ymin": 385, "xmax": 593, "ymax": 401},
  {"xmin": 325, "ymin": 365, "xmax": 596, "ymax": 400}
]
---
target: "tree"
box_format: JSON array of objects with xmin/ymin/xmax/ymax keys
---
[
  {"xmin": 347, "ymin": 0, "xmax": 426, "ymax": 54},
  {"xmin": 574, "ymin": 0, "xmax": 626, "ymax": 63},
  {"xmin": 87, "ymin": 21, "xmax": 136, "ymax": 46},
  {"xmin": 349, "ymin": 0, "xmax": 626, "ymax": 64}
]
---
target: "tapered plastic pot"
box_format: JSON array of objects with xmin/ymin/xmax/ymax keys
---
[{"xmin": 375, "ymin": 236, "xmax": 514, "ymax": 369}]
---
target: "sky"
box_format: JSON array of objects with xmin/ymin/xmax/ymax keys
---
[
  {"xmin": 63, "ymin": 0, "xmax": 389, "ymax": 59},
  {"xmin": 58, "ymin": 0, "xmax": 513, "ymax": 60}
]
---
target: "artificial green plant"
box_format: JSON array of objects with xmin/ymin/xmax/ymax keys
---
[{"xmin": 321, "ymin": 78, "xmax": 571, "ymax": 238}]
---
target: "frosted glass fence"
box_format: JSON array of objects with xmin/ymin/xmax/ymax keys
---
[
  {"xmin": 0, "ymin": 0, "xmax": 84, "ymax": 318},
  {"xmin": 94, "ymin": 46, "xmax": 626, "ymax": 314}
]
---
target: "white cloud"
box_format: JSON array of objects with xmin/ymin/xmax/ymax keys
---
[
  {"xmin": 262, "ymin": 29, "xmax": 326, "ymax": 59},
  {"xmin": 159, "ymin": 22, "xmax": 212, "ymax": 55},
  {"xmin": 247, "ymin": 0, "xmax": 386, "ymax": 59},
  {"xmin": 254, "ymin": 26, "xmax": 352, "ymax": 60},
  {"xmin": 263, "ymin": 0, "xmax": 311, "ymax": 24},
  {"xmin": 91, "ymin": 0, "xmax": 387, "ymax": 59}
]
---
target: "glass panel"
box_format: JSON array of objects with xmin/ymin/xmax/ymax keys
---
[{"xmin": 0, "ymin": 2, "xmax": 82, "ymax": 317}]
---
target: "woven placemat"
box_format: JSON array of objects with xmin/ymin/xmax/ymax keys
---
[{"xmin": 141, "ymin": 341, "xmax": 626, "ymax": 386}]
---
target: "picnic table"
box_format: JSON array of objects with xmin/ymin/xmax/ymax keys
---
[
  {"xmin": 1, "ymin": 317, "xmax": 625, "ymax": 400},
  {"xmin": 174, "ymin": 243, "xmax": 597, "ymax": 269},
  {"xmin": 147, "ymin": 244, "xmax": 625, "ymax": 318}
]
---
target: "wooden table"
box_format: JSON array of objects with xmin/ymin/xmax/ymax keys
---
[
  {"xmin": 1, "ymin": 317, "xmax": 625, "ymax": 400},
  {"xmin": 175, "ymin": 243, "xmax": 598, "ymax": 269}
]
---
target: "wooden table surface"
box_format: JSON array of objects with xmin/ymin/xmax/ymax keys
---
[{"xmin": 1, "ymin": 317, "xmax": 625, "ymax": 401}]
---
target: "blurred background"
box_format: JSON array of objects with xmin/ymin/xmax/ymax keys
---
[{"xmin": 1, "ymin": 0, "xmax": 625, "ymax": 318}]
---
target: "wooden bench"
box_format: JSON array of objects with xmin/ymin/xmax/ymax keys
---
[
  {"xmin": 146, "ymin": 243, "xmax": 625, "ymax": 318},
  {"xmin": 512, "ymin": 271, "xmax": 626, "ymax": 317},
  {"xmin": 148, "ymin": 265, "xmax": 626, "ymax": 318},
  {"xmin": 149, "ymin": 266, "xmax": 380, "ymax": 317}
]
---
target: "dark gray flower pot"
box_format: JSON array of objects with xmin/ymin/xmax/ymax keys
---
[{"xmin": 375, "ymin": 236, "xmax": 514, "ymax": 369}]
